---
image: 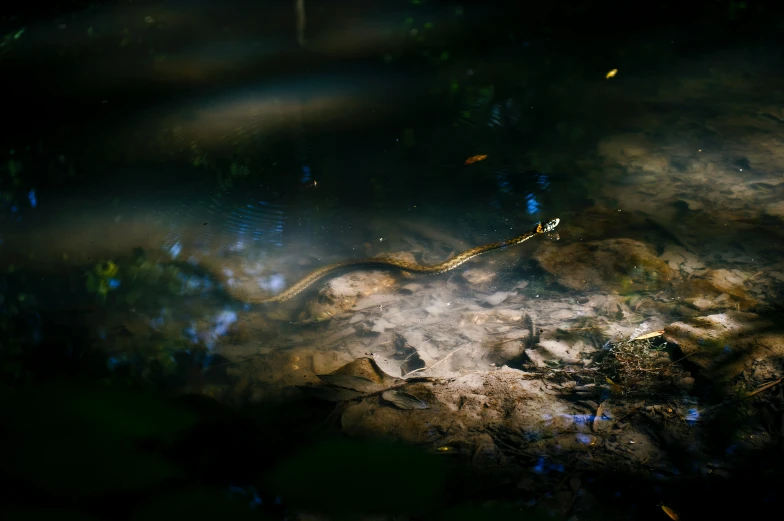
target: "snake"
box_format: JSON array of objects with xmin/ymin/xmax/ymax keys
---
[{"xmin": 238, "ymin": 218, "xmax": 560, "ymax": 305}]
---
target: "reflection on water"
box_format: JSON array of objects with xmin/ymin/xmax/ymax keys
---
[{"xmin": 3, "ymin": 1, "xmax": 784, "ymax": 519}]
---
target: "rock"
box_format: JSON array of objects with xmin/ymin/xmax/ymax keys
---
[
  {"xmin": 660, "ymin": 245, "xmax": 704, "ymax": 273},
  {"xmin": 484, "ymin": 291, "xmax": 510, "ymax": 306},
  {"xmin": 497, "ymin": 341, "xmax": 525, "ymax": 361},
  {"xmin": 765, "ymin": 199, "xmax": 784, "ymax": 218},
  {"xmin": 677, "ymin": 377, "xmax": 695, "ymax": 389},
  {"xmin": 462, "ymin": 268, "xmax": 496, "ymax": 285},
  {"xmin": 370, "ymin": 318, "xmax": 396, "ymax": 334},
  {"xmin": 677, "ymin": 268, "xmax": 756, "ymax": 310},
  {"xmin": 321, "ymin": 270, "xmax": 398, "ymax": 310},
  {"xmin": 399, "ymin": 283, "xmax": 424, "ymax": 294},
  {"xmin": 493, "ymin": 309, "xmax": 524, "ymax": 322},
  {"xmin": 425, "ymin": 305, "xmax": 446, "ymax": 316},
  {"xmin": 299, "ymin": 270, "xmax": 398, "ymax": 322},
  {"xmin": 663, "ymin": 311, "xmax": 777, "ymax": 376},
  {"xmin": 597, "ymin": 133, "xmax": 669, "ymax": 175},
  {"xmin": 348, "ymin": 313, "xmax": 366, "ymax": 324},
  {"xmin": 535, "ymin": 238, "xmax": 673, "ymax": 293},
  {"xmin": 460, "ymin": 326, "xmax": 486, "ymax": 342},
  {"xmin": 685, "ymin": 297, "xmax": 718, "ymax": 311},
  {"xmin": 311, "ymin": 351, "xmax": 355, "ymax": 374}
]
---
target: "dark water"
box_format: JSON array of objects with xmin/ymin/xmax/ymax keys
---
[{"xmin": 2, "ymin": 1, "xmax": 784, "ymax": 520}]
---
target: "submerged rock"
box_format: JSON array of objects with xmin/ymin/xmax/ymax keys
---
[
  {"xmin": 462, "ymin": 268, "xmax": 496, "ymax": 285},
  {"xmin": 535, "ymin": 238, "xmax": 673, "ymax": 293},
  {"xmin": 298, "ymin": 270, "xmax": 398, "ymax": 322},
  {"xmin": 664, "ymin": 311, "xmax": 783, "ymax": 377},
  {"xmin": 676, "ymin": 268, "xmax": 756, "ymax": 311}
]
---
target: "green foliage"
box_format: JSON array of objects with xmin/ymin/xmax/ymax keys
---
[
  {"xmin": 85, "ymin": 260, "xmax": 119, "ymax": 300},
  {"xmin": 0, "ymin": 26, "xmax": 24, "ymax": 54},
  {"xmin": 229, "ymin": 160, "xmax": 251, "ymax": 178}
]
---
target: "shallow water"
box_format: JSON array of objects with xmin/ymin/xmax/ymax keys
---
[{"xmin": 3, "ymin": 1, "xmax": 784, "ymax": 519}]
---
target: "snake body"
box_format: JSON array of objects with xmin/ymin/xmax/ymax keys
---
[{"xmin": 247, "ymin": 218, "xmax": 560, "ymax": 304}]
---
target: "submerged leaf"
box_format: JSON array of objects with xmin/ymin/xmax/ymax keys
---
[
  {"xmin": 298, "ymin": 385, "xmax": 365, "ymax": 402},
  {"xmin": 316, "ymin": 374, "xmax": 384, "ymax": 393},
  {"xmin": 381, "ymin": 390, "xmax": 429, "ymax": 410},
  {"xmin": 331, "ymin": 357, "xmax": 399, "ymax": 386}
]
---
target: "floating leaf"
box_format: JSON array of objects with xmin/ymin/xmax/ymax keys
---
[
  {"xmin": 661, "ymin": 505, "xmax": 679, "ymax": 520},
  {"xmin": 464, "ymin": 154, "xmax": 488, "ymax": 165},
  {"xmin": 381, "ymin": 390, "xmax": 429, "ymax": 410}
]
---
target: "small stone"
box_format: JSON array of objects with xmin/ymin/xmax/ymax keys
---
[
  {"xmin": 485, "ymin": 291, "xmax": 509, "ymax": 306},
  {"xmin": 677, "ymin": 377, "xmax": 695, "ymax": 389},
  {"xmin": 686, "ymin": 297, "xmax": 715, "ymax": 310},
  {"xmin": 462, "ymin": 268, "xmax": 495, "ymax": 285}
]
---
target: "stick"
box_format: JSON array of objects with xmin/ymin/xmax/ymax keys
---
[
  {"xmin": 403, "ymin": 344, "xmax": 470, "ymax": 377},
  {"xmin": 696, "ymin": 378, "xmax": 783, "ymax": 418}
]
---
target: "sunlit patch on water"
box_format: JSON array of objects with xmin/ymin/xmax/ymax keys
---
[
  {"xmin": 576, "ymin": 433, "xmax": 595, "ymax": 445},
  {"xmin": 185, "ymin": 309, "xmax": 238, "ymax": 351},
  {"xmin": 158, "ymin": 195, "xmax": 287, "ymax": 263},
  {"xmin": 168, "ymin": 241, "xmax": 182, "ymax": 259},
  {"xmin": 532, "ymin": 456, "xmax": 565, "ymax": 474},
  {"xmin": 525, "ymin": 192, "xmax": 540, "ymax": 214},
  {"xmin": 227, "ymin": 484, "xmax": 263, "ymax": 508},
  {"xmin": 259, "ymin": 273, "xmax": 286, "ymax": 294},
  {"xmin": 561, "ymin": 413, "xmax": 594, "ymax": 427},
  {"xmin": 685, "ymin": 408, "xmax": 700, "ymax": 423},
  {"xmin": 106, "ymin": 354, "xmax": 128, "ymax": 371}
]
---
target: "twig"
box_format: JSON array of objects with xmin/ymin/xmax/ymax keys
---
[
  {"xmin": 403, "ymin": 344, "xmax": 470, "ymax": 377},
  {"xmin": 669, "ymin": 352, "xmax": 697, "ymax": 365},
  {"xmin": 696, "ymin": 378, "xmax": 783, "ymax": 418},
  {"xmin": 745, "ymin": 378, "xmax": 782, "ymax": 398}
]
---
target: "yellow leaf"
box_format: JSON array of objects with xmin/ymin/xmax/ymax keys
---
[
  {"xmin": 606, "ymin": 68, "xmax": 618, "ymax": 79},
  {"xmin": 606, "ymin": 377, "xmax": 624, "ymax": 394},
  {"xmin": 661, "ymin": 505, "xmax": 679, "ymax": 520},
  {"xmin": 631, "ymin": 330, "xmax": 665, "ymax": 341}
]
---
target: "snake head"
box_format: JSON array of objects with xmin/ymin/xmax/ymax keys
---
[{"xmin": 536, "ymin": 218, "xmax": 560, "ymax": 233}]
